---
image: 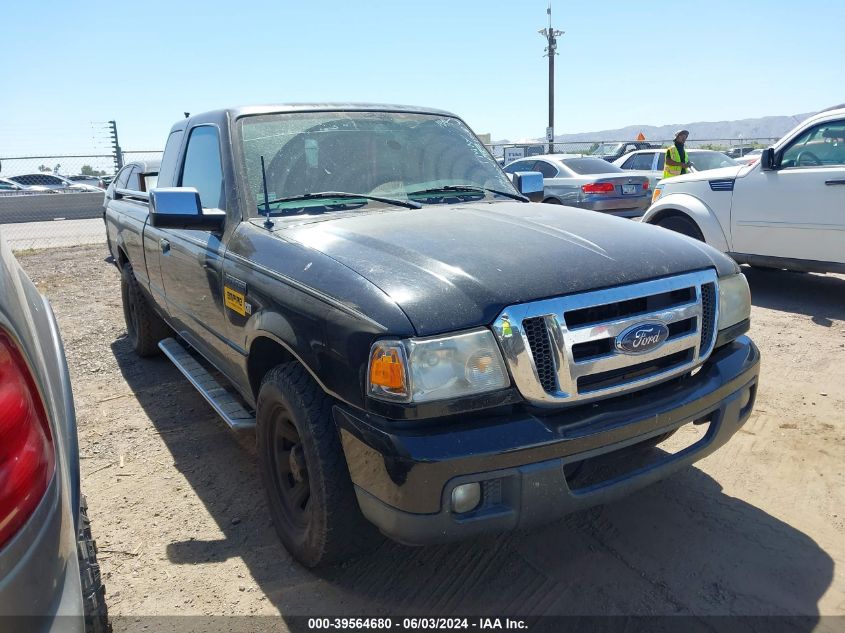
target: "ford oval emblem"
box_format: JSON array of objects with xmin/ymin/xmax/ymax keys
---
[{"xmin": 615, "ymin": 322, "xmax": 670, "ymax": 355}]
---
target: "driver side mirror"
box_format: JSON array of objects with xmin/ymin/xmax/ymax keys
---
[
  {"xmin": 149, "ymin": 187, "xmax": 225, "ymax": 231},
  {"xmin": 513, "ymin": 171, "xmax": 545, "ymax": 202},
  {"xmin": 760, "ymin": 147, "xmax": 776, "ymax": 171}
]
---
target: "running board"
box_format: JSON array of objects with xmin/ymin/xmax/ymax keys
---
[{"xmin": 158, "ymin": 337, "xmax": 256, "ymax": 432}]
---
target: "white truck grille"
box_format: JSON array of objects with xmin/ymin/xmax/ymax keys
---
[{"xmin": 492, "ymin": 270, "xmax": 719, "ymax": 407}]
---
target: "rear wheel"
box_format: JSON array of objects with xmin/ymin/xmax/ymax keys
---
[
  {"xmin": 120, "ymin": 262, "xmax": 169, "ymax": 356},
  {"xmin": 654, "ymin": 214, "xmax": 704, "ymax": 241},
  {"xmin": 256, "ymin": 363, "xmax": 381, "ymax": 567},
  {"xmin": 543, "ymin": 197, "xmax": 562, "ymax": 204}
]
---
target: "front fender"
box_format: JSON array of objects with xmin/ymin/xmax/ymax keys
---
[{"xmin": 643, "ymin": 193, "xmax": 731, "ymax": 253}]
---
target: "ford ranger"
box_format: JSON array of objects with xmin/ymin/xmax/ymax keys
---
[{"xmin": 104, "ymin": 104, "xmax": 760, "ymax": 567}]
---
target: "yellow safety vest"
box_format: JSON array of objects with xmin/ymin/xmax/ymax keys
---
[{"xmin": 663, "ymin": 145, "xmax": 688, "ymax": 179}]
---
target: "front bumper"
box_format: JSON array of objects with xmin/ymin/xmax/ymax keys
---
[{"xmin": 335, "ymin": 336, "xmax": 760, "ymax": 545}]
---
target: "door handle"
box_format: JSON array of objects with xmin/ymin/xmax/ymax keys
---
[
  {"xmin": 825, "ymin": 179, "xmax": 845, "ymax": 186},
  {"xmin": 159, "ymin": 239, "xmax": 170, "ymax": 254}
]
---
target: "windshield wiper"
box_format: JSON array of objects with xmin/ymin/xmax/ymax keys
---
[
  {"xmin": 407, "ymin": 185, "xmax": 528, "ymax": 202},
  {"xmin": 263, "ymin": 191, "xmax": 421, "ymax": 211}
]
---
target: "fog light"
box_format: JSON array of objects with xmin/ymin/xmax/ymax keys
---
[
  {"xmin": 739, "ymin": 387, "xmax": 752, "ymax": 411},
  {"xmin": 451, "ymin": 483, "xmax": 481, "ymax": 514}
]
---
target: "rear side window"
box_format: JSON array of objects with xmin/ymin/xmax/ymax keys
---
[
  {"xmin": 125, "ymin": 167, "xmax": 141, "ymax": 191},
  {"xmin": 533, "ymin": 161, "xmax": 559, "ymax": 178},
  {"xmin": 114, "ymin": 165, "xmax": 133, "ymax": 189},
  {"xmin": 157, "ymin": 129, "xmax": 185, "ymax": 188},
  {"xmin": 180, "ymin": 126, "xmax": 225, "ymax": 209}
]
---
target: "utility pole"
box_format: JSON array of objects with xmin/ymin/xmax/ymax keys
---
[
  {"xmin": 539, "ymin": 2, "xmax": 564, "ymax": 154},
  {"xmin": 108, "ymin": 120, "xmax": 124, "ymax": 172}
]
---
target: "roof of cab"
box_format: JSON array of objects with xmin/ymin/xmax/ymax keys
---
[{"xmin": 175, "ymin": 103, "xmax": 460, "ymax": 130}]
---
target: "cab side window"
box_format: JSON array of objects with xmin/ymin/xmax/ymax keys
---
[
  {"xmin": 781, "ymin": 120, "xmax": 845, "ymax": 169},
  {"xmin": 180, "ymin": 126, "xmax": 225, "ymax": 210},
  {"xmin": 157, "ymin": 129, "xmax": 185, "ymax": 188}
]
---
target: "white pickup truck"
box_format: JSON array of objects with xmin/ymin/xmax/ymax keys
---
[{"xmin": 644, "ymin": 107, "xmax": 845, "ymax": 274}]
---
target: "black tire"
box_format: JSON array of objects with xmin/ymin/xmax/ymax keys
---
[
  {"xmin": 654, "ymin": 214, "xmax": 705, "ymax": 241},
  {"xmin": 256, "ymin": 363, "xmax": 381, "ymax": 567},
  {"xmin": 543, "ymin": 197, "xmax": 562, "ymax": 204},
  {"xmin": 120, "ymin": 261, "xmax": 169, "ymax": 357},
  {"xmin": 78, "ymin": 496, "xmax": 111, "ymax": 633}
]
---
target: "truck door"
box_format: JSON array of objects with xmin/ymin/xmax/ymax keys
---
[
  {"xmin": 158, "ymin": 125, "xmax": 235, "ymax": 374},
  {"xmin": 730, "ymin": 118, "xmax": 845, "ymax": 265}
]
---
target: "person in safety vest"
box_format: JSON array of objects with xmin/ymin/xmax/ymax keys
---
[{"xmin": 663, "ymin": 129, "xmax": 692, "ymax": 179}]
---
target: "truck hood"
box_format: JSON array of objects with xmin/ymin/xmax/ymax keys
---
[{"xmin": 281, "ymin": 202, "xmax": 737, "ymax": 336}]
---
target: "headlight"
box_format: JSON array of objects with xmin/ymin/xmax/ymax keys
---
[
  {"xmin": 717, "ymin": 273, "xmax": 751, "ymax": 331},
  {"xmin": 651, "ymin": 187, "xmax": 663, "ymax": 204},
  {"xmin": 368, "ymin": 329, "xmax": 509, "ymax": 403}
]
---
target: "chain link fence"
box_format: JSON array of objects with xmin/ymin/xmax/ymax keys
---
[
  {"xmin": 485, "ymin": 138, "xmax": 779, "ymax": 163},
  {"xmin": 0, "ymin": 151, "xmax": 162, "ymax": 251}
]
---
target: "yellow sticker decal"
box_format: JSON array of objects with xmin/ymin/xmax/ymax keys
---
[{"xmin": 224, "ymin": 286, "xmax": 247, "ymax": 316}]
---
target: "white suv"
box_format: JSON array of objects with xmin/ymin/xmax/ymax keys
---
[{"xmin": 644, "ymin": 107, "xmax": 845, "ymax": 274}]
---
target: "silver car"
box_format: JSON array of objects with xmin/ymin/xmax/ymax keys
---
[
  {"xmin": 503, "ymin": 154, "xmax": 651, "ymax": 218},
  {"xmin": 0, "ymin": 229, "xmax": 110, "ymax": 632}
]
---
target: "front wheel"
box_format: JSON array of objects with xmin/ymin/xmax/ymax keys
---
[
  {"xmin": 654, "ymin": 214, "xmax": 705, "ymax": 241},
  {"xmin": 120, "ymin": 262, "xmax": 169, "ymax": 357},
  {"xmin": 256, "ymin": 363, "xmax": 381, "ymax": 567}
]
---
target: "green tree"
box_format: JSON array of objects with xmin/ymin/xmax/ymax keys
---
[{"xmin": 80, "ymin": 164, "xmax": 106, "ymax": 176}]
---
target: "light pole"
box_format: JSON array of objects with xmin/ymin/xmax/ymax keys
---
[{"xmin": 539, "ymin": 1, "xmax": 564, "ymax": 154}]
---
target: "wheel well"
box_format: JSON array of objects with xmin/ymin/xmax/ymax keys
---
[
  {"xmin": 649, "ymin": 208, "xmax": 689, "ymax": 225},
  {"xmin": 116, "ymin": 246, "xmax": 129, "ymax": 269},
  {"xmin": 247, "ymin": 336, "xmax": 296, "ymax": 398}
]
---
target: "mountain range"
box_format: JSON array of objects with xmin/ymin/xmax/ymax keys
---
[{"xmin": 497, "ymin": 112, "xmax": 818, "ymax": 145}]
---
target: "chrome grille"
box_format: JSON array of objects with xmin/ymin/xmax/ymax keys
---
[{"xmin": 492, "ymin": 270, "xmax": 719, "ymax": 407}]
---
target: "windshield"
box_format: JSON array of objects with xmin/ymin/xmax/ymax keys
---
[
  {"xmin": 593, "ymin": 143, "xmax": 622, "ymax": 155},
  {"xmin": 689, "ymin": 151, "xmax": 739, "ymax": 171},
  {"xmin": 562, "ymin": 157, "xmax": 623, "ymax": 175},
  {"xmin": 237, "ymin": 111, "xmax": 516, "ymax": 216}
]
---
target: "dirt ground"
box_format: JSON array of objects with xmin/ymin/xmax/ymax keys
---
[{"xmin": 16, "ymin": 245, "xmax": 845, "ymax": 627}]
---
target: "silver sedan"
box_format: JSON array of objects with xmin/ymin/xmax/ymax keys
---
[
  {"xmin": 503, "ymin": 155, "xmax": 651, "ymax": 218},
  {"xmin": 0, "ymin": 228, "xmax": 110, "ymax": 632}
]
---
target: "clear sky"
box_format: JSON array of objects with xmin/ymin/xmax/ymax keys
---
[{"xmin": 2, "ymin": 0, "xmax": 843, "ymax": 156}]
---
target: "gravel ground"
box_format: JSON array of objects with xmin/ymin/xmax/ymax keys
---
[{"xmin": 16, "ymin": 245, "xmax": 845, "ymax": 629}]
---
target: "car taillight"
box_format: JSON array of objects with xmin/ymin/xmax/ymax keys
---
[
  {"xmin": 581, "ymin": 182, "xmax": 616, "ymax": 194},
  {"xmin": 642, "ymin": 181, "xmax": 649, "ymax": 190},
  {"xmin": 0, "ymin": 330, "xmax": 55, "ymax": 549}
]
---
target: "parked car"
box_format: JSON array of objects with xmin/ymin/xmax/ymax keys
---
[
  {"xmin": 591, "ymin": 141, "xmax": 660, "ymax": 162},
  {"xmin": 724, "ymin": 146, "xmax": 757, "ymax": 159},
  {"xmin": 734, "ymin": 148, "xmax": 763, "ymax": 166},
  {"xmin": 105, "ymin": 104, "xmax": 758, "ymax": 567},
  {"xmin": 6, "ymin": 174, "xmax": 103, "ymax": 193},
  {"xmin": 0, "ymin": 177, "xmax": 57, "ymax": 194},
  {"xmin": 0, "ymin": 229, "xmax": 110, "ymax": 632},
  {"xmin": 613, "ymin": 149, "xmax": 739, "ymax": 189},
  {"xmin": 68, "ymin": 175, "xmax": 106, "ymax": 189},
  {"xmin": 645, "ymin": 107, "xmax": 845, "ymax": 273},
  {"xmin": 503, "ymin": 154, "xmax": 651, "ymax": 217}
]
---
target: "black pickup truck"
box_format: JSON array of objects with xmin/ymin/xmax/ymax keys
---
[{"xmin": 104, "ymin": 104, "xmax": 760, "ymax": 567}]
